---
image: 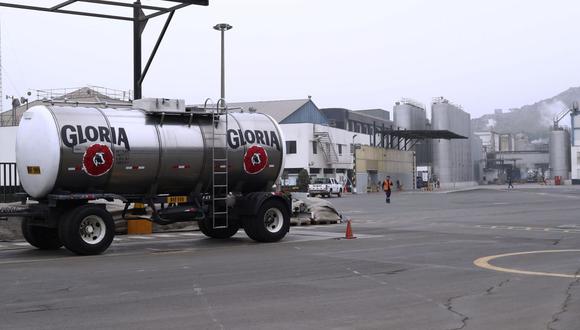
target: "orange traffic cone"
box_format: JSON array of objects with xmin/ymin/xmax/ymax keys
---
[{"xmin": 345, "ymin": 219, "xmax": 356, "ymax": 239}]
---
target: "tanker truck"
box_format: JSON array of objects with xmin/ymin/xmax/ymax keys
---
[{"xmin": 3, "ymin": 98, "xmax": 291, "ymax": 255}]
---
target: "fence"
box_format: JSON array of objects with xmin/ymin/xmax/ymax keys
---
[{"xmin": 0, "ymin": 163, "xmax": 22, "ymax": 203}]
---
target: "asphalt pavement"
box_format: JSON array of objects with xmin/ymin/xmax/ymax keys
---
[{"xmin": 1, "ymin": 185, "xmax": 580, "ymax": 330}]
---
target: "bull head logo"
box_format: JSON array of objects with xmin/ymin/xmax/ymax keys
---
[
  {"xmin": 251, "ymin": 153, "xmax": 261, "ymax": 166},
  {"xmin": 93, "ymin": 152, "xmax": 106, "ymax": 167}
]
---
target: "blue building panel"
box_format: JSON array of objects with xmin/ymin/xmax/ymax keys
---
[{"xmin": 280, "ymin": 101, "xmax": 328, "ymax": 125}]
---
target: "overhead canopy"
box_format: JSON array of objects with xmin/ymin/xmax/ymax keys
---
[
  {"xmin": 387, "ymin": 130, "xmax": 467, "ymax": 140},
  {"xmin": 0, "ymin": 1, "xmax": 208, "ymax": 21},
  {"xmin": 0, "ymin": 0, "xmax": 209, "ymax": 100}
]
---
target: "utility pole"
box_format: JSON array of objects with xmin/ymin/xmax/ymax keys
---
[{"xmin": 213, "ymin": 23, "xmax": 232, "ymax": 100}]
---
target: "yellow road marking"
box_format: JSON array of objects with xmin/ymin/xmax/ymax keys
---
[{"xmin": 474, "ymin": 250, "xmax": 580, "ymax": 278}]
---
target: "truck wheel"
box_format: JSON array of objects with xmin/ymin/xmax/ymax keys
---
[
  {"xmin": 21, "ymin": 218, "xmax": 62, "ymax": 250},
  {"xmin": 243, "ymin": 199, "xmax": 290, "ymax": 242},
  {"xmin": 198, "ymin": 218, "xmax": 239, "ymax": 239},
  {"xmin": 337, "ymin": 189, "xmax": 342, "ymax": 197},
  {"xmin": 58, "ymin": 205, "xmax": 115, "ymax": 255}
]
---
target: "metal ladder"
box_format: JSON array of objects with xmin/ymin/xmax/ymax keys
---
[{"xmin": 210, "ymin": 98, "xmax": 229, "ymax": 229}]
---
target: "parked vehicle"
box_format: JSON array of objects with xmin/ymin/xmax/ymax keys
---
[
  {"xmin": 308, "ymin": 177, "xmax": 343, "ymax": 198},
  {"xmin": 2, "ymin": 99, "xmax": 291, "ymax": 255}
]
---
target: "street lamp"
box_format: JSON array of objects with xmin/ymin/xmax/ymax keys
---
[{"xmin": 213, "ymin": 23, "xmax": 233, "ymax": 101}]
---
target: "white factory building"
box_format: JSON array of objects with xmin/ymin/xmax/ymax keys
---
[{"xmin": 228, "ymin": 98, "xmax": 384, "ymax": 186}]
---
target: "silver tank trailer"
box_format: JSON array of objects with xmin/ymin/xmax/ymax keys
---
[
  {"xmin": 16, "ymin": 105, "xmax": 285, "ymax": 199},
  {"xmin": 549, "ymin": 129, "xmax": 571, "ymax": 179}
]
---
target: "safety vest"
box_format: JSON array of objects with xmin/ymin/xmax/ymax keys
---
[{"xmin": 383, "ymin": 179, "xmax": 392, "ymax": 191}]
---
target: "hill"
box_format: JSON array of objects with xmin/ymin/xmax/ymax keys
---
[{"xmin": 471, "ymin": 87, "xmax": 580, "ymax": 140}]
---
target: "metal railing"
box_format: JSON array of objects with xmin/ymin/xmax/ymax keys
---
[
  {"xmin": 0, "ymin": 163, "xmax": 22, "ymax": 203},
  {"xmin": 399, "ymin": 98, "xmax": 426, "ymax": 110},
  {"xmin": 32, "ymin": 86, "xmax": 133, "ymax": 102},
  {"xmin": 431, "ymin": 97, "xmax": 464, "ymax": 110}
]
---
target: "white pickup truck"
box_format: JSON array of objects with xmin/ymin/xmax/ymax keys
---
[{"xmin": 308, "ymin": 177, "xmax": 343, "ymax": 198}]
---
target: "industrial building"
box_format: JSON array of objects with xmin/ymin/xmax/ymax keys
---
[
  {"xmin": 389, "ymin": 97, "xmax": 479, "ymax": 188},
  {"xmin": 229, "ymin": 99, "xmax": 417, "ymax": 192}
]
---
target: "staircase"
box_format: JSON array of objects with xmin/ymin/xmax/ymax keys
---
[{"xmin": 314, "ymin": 131, "xmax": 339, "ymax": 165}]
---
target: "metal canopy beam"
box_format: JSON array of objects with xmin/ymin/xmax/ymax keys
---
[{"xmin": 0, "ymin": 0, "xmax": 209, "ymax": 100}]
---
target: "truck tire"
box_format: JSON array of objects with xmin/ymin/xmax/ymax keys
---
[
  {"xmin": 21, "ymin": 218, "xmax": 63, "ymax": 250},
  {"xmin": 58, "ymin": 205, "xmax": 115, "ymax": 255},
  {"xmin": 198, "ymin": 218, "xmax": 239, "ymax": 239},
  {"xmin": 243, "ymin": 199, "xmax": 290, "ymax": 242}
]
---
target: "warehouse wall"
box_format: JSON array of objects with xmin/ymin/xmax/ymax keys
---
[{"xmin": 355, "ymin": 146, "xmax": 414, "ymax": 193}]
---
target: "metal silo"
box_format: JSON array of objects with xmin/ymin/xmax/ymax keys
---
[
  {"xmin": 394, "ymin": 99, "xmax": 430, "ymax": 165},
  {"xmin": 549, "ymin": 129, "xmax": 571, "ymax": 179},
  {"xmin": 394, "ymin": 99, "xmax": 426, "ymax": 130},
  {"xmin": 431, "ymin": 98, "xmax": 472, "ymax": 187}
]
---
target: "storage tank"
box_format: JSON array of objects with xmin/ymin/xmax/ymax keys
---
[
  {"xmin": 394, "ymin": 100, "xmax": 431, "ymax": 166},
  {"xmin": 394, "ymin": 101, "xmax": 426, "ymax": 130},
  {"xmin": 431, "ymin": 99, "xmax": 472, "ymax": 186},
  {"xmin": 16, "ymin": 104, "xmax": 285, "ymax": 198},
  {"xmin": 549, "ymin": 129, "xmax": 571, "ymax": 179}
]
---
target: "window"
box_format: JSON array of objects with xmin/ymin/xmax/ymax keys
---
[
  {"xmin": 329, "ymin": 119, "xmax": 336, "ymax": 127},
  {"xmin": 286, "ymin": 141, "xmax": 296, "ymax": 154},
  {"xmin": 310, "ymin": 168, "xmax": 320, "ymax": 174},
  {"xmin": 312, "ymin": 141, "xmax": 318, "ymax": 154},
  {"xmin": 338, "ymin": 144, "xmax": 343, "ymax": 155}
]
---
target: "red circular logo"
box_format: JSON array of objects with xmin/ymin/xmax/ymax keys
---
[
  {"xmin": 83, "ymin": 144, "xmax": 114, "ymax": 177},
  {"xmin": 243, "ymin": 145, "xmax": 269, "ymax": 174}
]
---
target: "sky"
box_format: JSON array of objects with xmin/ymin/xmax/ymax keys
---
[{"xmin": 0, "ymin": 0, "xmax": 579, "ymax": 118}]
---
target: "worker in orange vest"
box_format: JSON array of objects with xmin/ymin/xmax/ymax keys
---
[{"xmin": 382, "ymin": 176, "xmax": 393, "ymax": 204}]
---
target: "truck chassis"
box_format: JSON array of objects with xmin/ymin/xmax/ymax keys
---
[{"xmin": 1, "ymin": 191, "xmax": 291, "ymax": 255}]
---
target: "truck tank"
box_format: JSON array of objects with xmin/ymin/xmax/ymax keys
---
[{"xmin": 16, "ymin": 104, "xmax": 285, "ymax": 199}]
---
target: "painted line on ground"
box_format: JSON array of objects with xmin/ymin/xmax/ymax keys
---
[
  {"xmin": 152, "ymin": 234, "xmax": 179, "ymax": 238},
  {"xmin": 474, "ymin": 250, "xmax": 580, "ymax": 278},
  {"xmin": 476, "ymin": 224, "xmax": 580, "ymax": 234},
  {"xmin": 1, "ymin": 228, "xmax": 376, "ymax": 251}
]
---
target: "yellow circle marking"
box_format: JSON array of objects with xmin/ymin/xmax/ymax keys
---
[{"xmin": 474, "ymin": 250, "xmax": 580, "ymax": 279}]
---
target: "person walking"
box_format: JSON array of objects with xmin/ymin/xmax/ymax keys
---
[
  {"xmin": 382, "ymin": 176, "xmax": 393, "ymax": 204},
  {"xmin": 507, "ymin": 175, "xmax": 514, "ymax": 189}
]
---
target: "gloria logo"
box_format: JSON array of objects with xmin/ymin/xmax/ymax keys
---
[
  {"xmin": 83, "ymin": 144, "xmax": 114, "ymax": 176},
  {"xmin": 243, "ymin": 145, "xmax": 269, "ymax": 174},
  {"xmin": 227, "ymin": 129, "xmax": 280, "ymax": 151},
  {"xmin": 61, "ymin": 125, "xmax": 130, "ymax": 150}
]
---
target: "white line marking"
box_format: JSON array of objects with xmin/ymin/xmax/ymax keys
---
[
  {"xmin": 129, "ymin": 236, "xmax": 154, "ymax": 240},
  {"xmin": 153, "ymin": 234, "xmax": 178, "ymax": 238},
  {"xmin": 13, "ymin": 242, "xmax": 29, "ymax": 247}
]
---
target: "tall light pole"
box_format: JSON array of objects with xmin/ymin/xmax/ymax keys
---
[{"xmin": 213, "ymin": 23, "xmax": 232, "ymax": 100}]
